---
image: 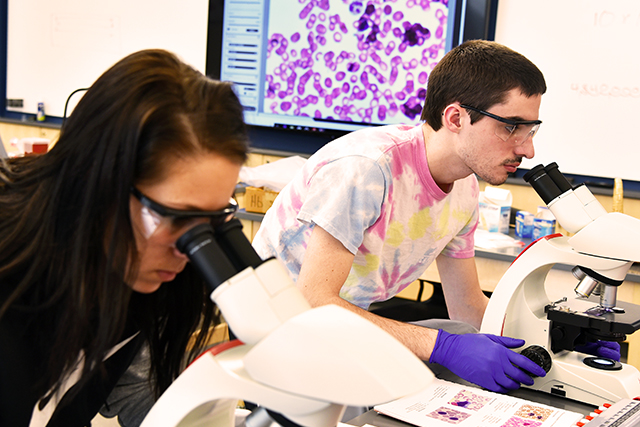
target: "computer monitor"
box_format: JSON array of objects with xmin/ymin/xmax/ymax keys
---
[{"xmin": 207, "ymin": 0, "xmax": 497, "ymax": 154}]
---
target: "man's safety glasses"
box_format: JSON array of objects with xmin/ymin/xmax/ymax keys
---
[
  {"xmin": 461, "ymin": 104, "xmax": 542, "ymax": 145},
  {"xmin": 131, "ymin": 187, "xmax": 238, "ymax": 238}
]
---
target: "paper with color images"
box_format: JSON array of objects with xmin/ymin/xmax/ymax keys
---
[{"xmin": 374, "ymin": 378, "xmax": 583, "ymax": 427}]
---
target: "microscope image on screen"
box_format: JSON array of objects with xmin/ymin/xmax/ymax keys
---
[
  {"xmin": 220, "ymin": 0, "xmax": 455, "ymax": 134},
  {"xmin": 262, "ymin": 0, "xmax": 448, "ymax": 125}
]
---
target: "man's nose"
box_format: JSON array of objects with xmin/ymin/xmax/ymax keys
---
[{"xmin": 516, "ymin": 137, "xmax": 535, "ymax": 159}]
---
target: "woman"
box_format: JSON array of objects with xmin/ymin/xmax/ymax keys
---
[{"xmin": 0, "ymin": 49, "xmax": 249, "ymax": 426}]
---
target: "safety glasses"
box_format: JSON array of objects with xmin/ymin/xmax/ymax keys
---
[
  {"xmin": 131, "ymin": 187, "xmax": 237, "ymax": 238},
  {"xmin": 461, "ymin": 104, "xmax": 542, "ymax": 145}
]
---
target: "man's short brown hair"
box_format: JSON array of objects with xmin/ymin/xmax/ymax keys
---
[{"xmin": 420, "ymin": 40, "xmax": 546, "ymax": 130}]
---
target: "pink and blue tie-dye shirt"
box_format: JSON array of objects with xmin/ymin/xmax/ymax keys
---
[{"xmin": 252, "ymin": 124, "xmax": 479, "ymax": 309}]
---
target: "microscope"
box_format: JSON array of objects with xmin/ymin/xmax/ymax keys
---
[
  {"xmin": 140, "ymin": 219, "xmax": 434, "ymax": 427},
  {"xmin": 481, "ymin": 162, "xmax": 640, "ymax": 406}
]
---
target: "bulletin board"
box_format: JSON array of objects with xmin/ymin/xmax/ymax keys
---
[
  {"xmin": 494, "ymin": 0, "xmax": 640, "ymax": 183},
  {"xmin": 5, "ymin": 0, "xmax": 209, "ymax": 119}
]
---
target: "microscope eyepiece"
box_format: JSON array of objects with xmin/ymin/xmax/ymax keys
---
[
  {"xmin": 176, "ymin": 223, "xmax": 238, "ymax": 293},
  {"xmin": 523, "ymin": 164, "xmax": 562, "ymax": 205},
  {"xmin": 544, "ymin": 162, "xmax": 574, "ymax": 194}
]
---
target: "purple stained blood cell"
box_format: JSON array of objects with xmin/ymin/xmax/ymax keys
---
[
  {"xmin": 384, "ymin": 5, "xmax": 392, "ymax": 15},
  {"xmin": 318, "ymin": 0, "xmax": 329, "ymax": 10},
  {"xmin": 324, "ymin": 96, "xmax": 333, "ymax": 107},
  {"xmin": 385, "ymin": 41, "xmax": 396, "ymax": 56},
  {"xmin": 418, "ymin": 71, "xmax": 428, "ymax": 84},
  {"xmin": 333, "ymin": 32, "xmax": 342, "ymax": 42},
  {"xmin": 347, "ymin": 62, "xmax": 360, "ymax": 72},
  {"xmin": 349, "ymin": 1, "xmax": 364, "ymax": 14},
  {"xmin": 378, "ymin": 105, "xmax": 387, "ymax": 121},
  {"xmin": 336, "ymin": 71, "xmax": 346, "ymax": 81},
  {"xmin": 360, "ymin": 71, "xmax": 369, "ymax": 86},
  {"xmin": 325, "ymin": 77, "xmax": 332, "ymax": 87},
  {"xmin": 350, "ymin": 75, "xmax": 358, "ymax": 83},
  {"xmin": 365, "ymin": 4, "xmax": 375, "ymax": 15},
  {"xmin": 395, "ymin": 91, "xmax": 405, "ymax": 100},
  {"xmin": 299, "ymin": 3, "xmax": 313, "ymax": 20},
  {"xmin": 342, "ymin": 82, "xmax": 350, "ymax": 93},
  {"xmin": 417, "ymin": 88, "xmax": 426, "ymax": 99},
  {"xmin": 316, "ymin": 24, "xmax": 327, "ymax": 35},
  {"xmin": 405, "ymin": 80, "xmax": 414, "ymax": 93},
  {"xmin": 393, "ymin": 11, "xmax": 404, "ymax": 21},
  {"xmin": 281, "ymin": 101, "xmax": 292, "ymax": 111},
  {"xmin": 383, "ymin": 19, "xmax": 392, "ymax": 33},
  {"xmin": 389, "ymin": 66, "xmax": 398, "ymax": 85},
  {"xmin": 319, "ymin": 12, "xmax": 326, "ymax": 21}
]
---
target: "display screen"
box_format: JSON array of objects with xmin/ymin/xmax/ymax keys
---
[{"xmin": 219, "ymin": 0, "xmax": 462, "ymax": 135}]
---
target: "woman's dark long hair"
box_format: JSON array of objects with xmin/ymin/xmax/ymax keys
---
[{"xmin": 0, "ymin": 49, "xmax": 249, "ymax": 399}]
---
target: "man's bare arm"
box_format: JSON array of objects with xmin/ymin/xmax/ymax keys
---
[
  {"xmin": 435, "ymin": 254, "xmax": 489, "ymax": 329},
  {"xmin": 297, "ymin": 224, "xmax": 439, "ymax": 361}
]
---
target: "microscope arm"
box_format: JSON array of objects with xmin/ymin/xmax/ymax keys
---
[{"xmin": 479, "ymin": 163, "xmax": 640, "ymax": 405}]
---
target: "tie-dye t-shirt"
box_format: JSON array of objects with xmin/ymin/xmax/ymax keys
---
[{"xmin": 252, "ymin": 124, "xmax": 479, "ymax": 309}]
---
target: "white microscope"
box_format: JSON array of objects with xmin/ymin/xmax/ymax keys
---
[
  {"xmin": 481, "ymin": 162, "xmax": 640, "ymax": 406},
  {"xmin": 140, "ymin": 219, "xmax": 434, "ymax": 427}
]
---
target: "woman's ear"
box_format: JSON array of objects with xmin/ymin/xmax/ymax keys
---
[{"xmin": 441, "ymin": 104, "xmax": 463, "ymax": 133}]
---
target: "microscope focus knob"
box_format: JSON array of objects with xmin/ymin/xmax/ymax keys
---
[{"xmin": 520, "ymin": 345, "xmax": 552, "ymax": 376}]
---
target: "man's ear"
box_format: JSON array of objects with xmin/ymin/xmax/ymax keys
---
[{"xmin": 442, "ymin": 104, "xmax": 463, "ymax": 133}]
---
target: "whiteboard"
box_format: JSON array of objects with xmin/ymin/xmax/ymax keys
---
[
  {"xmin": 6, "ymin": 0, "xmax": 209, "ymax": 118},
  {"xmin": 494, "ymin": 0, "xmax": 640, "ymax": 182}
]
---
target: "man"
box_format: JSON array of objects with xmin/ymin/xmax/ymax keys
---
[{"xmin": 253, "ymin": 40, "xmax": 548, "ymax": 392}]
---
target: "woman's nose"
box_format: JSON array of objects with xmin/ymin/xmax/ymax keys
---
[{"xmin": 172, "ymin": 245, "xmax": 189, "ymax": 260}]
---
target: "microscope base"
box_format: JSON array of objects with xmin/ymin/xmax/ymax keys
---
[{"xmin": 526, "ymin": 351, "xmax": 640, "ymax": 406}]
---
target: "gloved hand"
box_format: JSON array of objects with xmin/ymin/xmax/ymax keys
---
[
  {"xmin": 430, "ymin": 330, "xmax": 547, "ymax": 393},
  {"xmin": 575, "ymin": 340, "xmax": 621, "ymax": 361}
]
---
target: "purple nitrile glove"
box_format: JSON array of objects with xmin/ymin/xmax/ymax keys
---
[
  {"xmin": 430, "ymin": 330, "xmax": 547, "ymax": 393},
  {"xmin": 575, "ymin": 340, "xmax": 621, "ymax": 361}
]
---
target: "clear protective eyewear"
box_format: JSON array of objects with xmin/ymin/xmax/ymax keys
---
[
  {"xmin": 461, "ymin": 104, "xmax": 542, "ymax": 145},
  {"xmin": 131, "ymin": 187, "xmax": 238, "ymax": 239}
]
